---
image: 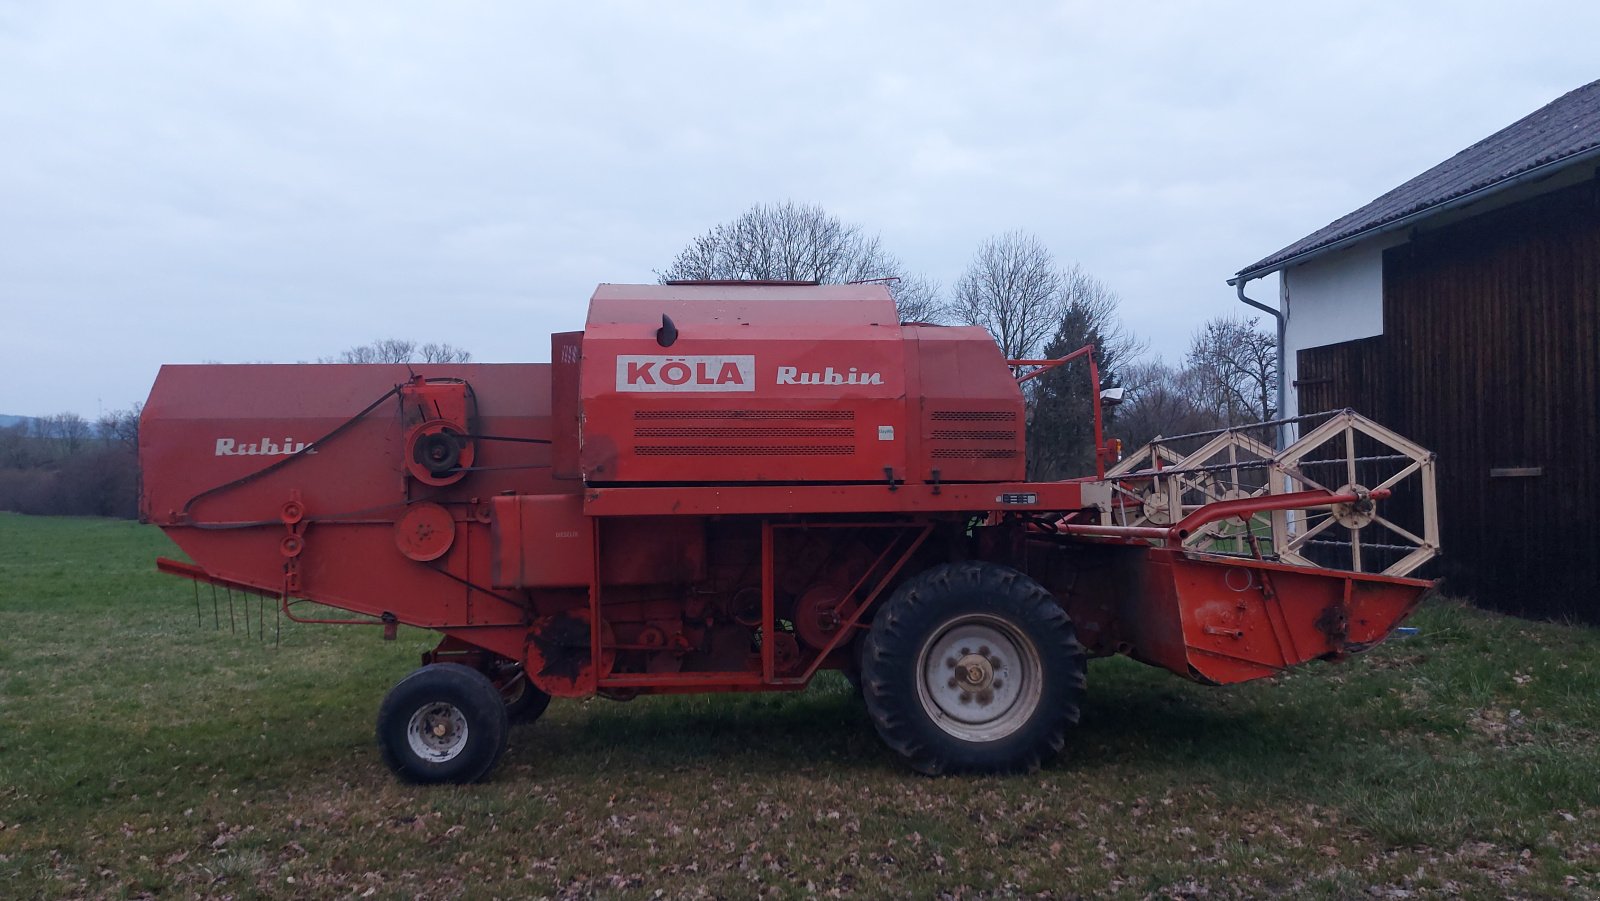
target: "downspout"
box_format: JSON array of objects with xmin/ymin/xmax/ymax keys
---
[{"xmin": 1235, "ymin": 277, "xmax": 1289, "ymax": 449}]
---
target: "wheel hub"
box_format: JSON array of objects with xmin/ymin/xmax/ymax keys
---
[
  {"xmin": 954, "ymin": 653, "xmax": 995, "ymax": 691},
  {"xmin": 406, "ymin": 702, "xmax": 470, "ymax": 762},
  {"xmin": 917, "ymin": 615, "xmax": 1041, "ymax": 739}
]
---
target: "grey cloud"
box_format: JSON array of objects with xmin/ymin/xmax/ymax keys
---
[{"xmin": 3, "ymin": 1, "xmax": 1598, "ymax": 414}]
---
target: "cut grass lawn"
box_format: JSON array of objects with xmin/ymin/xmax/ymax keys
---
[{"xmin": 2, "ymin": 512, "xmax": 1599, "ymax": 898}]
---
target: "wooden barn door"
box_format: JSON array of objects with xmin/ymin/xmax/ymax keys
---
[
  {"xmin": 1295, "ymin": 336, "xmax": 1386, "ymax": 421},
  {"xmin": 1379, "ymin": 178, "xmax": 1600, "ymax": 621}
]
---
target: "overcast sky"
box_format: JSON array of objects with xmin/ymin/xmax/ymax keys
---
[{"xmin": 3, "ymin": 1, "xmax": 1597, "ymax": 417}]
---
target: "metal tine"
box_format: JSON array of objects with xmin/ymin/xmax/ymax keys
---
[
  {"xmin": 210, "ymin": 583, "xmax": 219, "ymax": 629},
  {"xmin": 227, "ymin": 586, "xmax": 235, "ymax": 634},
  {"xmin": 194, "ymin": 581, "xmax": 201, "ymax": 627}
]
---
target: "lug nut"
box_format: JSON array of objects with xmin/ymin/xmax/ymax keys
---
[
  {"xmin": 946, "ymin": 656, "xmax": 958, "ymax": 669},
  {"xmin": 947, "ymin": 678, "xmax": 958, "ymax": 689}
]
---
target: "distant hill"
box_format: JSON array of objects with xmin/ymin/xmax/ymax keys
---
[{"xmin": 0, "ymin": 414, "xmax": 34, "ymax": 430}]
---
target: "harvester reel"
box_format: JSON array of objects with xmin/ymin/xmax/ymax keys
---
[
  {"xmin": 1276, "ymin": 412, "xmax": 1439, "ymax": 577},
  {"xmin": 1102, "ymin": 410, "xmax": 1438, "ymax": 577}
]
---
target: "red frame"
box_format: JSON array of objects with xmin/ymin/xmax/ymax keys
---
[{"xmin": 1007, "ymin": 345, "xmax": 1111, "ymax": 478}]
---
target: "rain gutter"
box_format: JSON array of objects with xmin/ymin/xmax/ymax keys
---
[{"xmin": 1234, "ymin": 278, "xmax": 1289, "ymax": 450}]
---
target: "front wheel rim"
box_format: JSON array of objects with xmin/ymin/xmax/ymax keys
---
[
  {"xmin": 405, "ymin": 702, "xmax": 470, "ymax": 762},
  {"xmin": 914, "ymin": 613, "xmax": 1043, "ymax": 742}
]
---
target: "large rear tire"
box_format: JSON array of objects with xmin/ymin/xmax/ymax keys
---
[
  {"xmin": 377, "ymin": 664, "xmax": 510, "ymax": 784},
  {"xmin": 862, "ymin": 561, "xmax": 1086, "ymax": 775}
]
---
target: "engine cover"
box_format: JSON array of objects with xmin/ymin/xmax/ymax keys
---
[{"xmin": 576, "ymin": 283, "xmax": 1025, "ymax": 485}]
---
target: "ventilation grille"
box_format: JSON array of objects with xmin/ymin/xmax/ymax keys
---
[
  {"xmin": 930, "ymin": 429, "xmax": 1016, "ymax": 441},
  {"xmin": 932, "ymin": 448, "xmax": 1018, "ymax": 459},
  {"xmin": 635, "ymin": 427, "xmax": 853, "ymax": 439},
  {"xmin": 629, "ymin": 409, "xmax": 858, "ymax": 458},
  {"xmin": 924, "ymin": 409, "xmax": 1022, "ymax": 471},
  {"xmin": 634, "ymin": 410, "xmax": 854, "ymax": 421},
  {"xmin": 636, "ymin": 445, "xmax": 854, "ymax": 456},
  {"xmin": 930, "ymin": 410, "xmax": 1017, "ymax": 422}
]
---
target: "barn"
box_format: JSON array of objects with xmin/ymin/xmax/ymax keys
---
[{"xmin": 1230, "ymin": 79, "xmax": 1600, "ymax": 621}]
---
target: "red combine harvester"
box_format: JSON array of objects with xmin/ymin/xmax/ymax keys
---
[{"xmin": 140, "ymin": 283, "xmax": 1438, "ymax": 782}]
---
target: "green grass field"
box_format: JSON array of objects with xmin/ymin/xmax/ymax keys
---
[{"xmin": 2, "ymin": 513, "xmax": 1599, "ymax": 899}]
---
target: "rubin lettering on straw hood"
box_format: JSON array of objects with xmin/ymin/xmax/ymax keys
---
[
  {"xmin": 214, "ymin": 437, "xmax": 317, "ymax": 456},
  {"xmin": 775, "ymin": 366, "xmax": 884, "ymax": 386}
]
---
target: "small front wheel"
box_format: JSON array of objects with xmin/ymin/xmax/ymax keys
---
[{"xmin": 377, "ymin": 664, "xmax": 510, "ymax": 784}]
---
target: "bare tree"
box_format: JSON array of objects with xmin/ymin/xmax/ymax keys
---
[
  {"xmin": 340, "ymin": 339, "xmax": 414, "ymax": 364},
  {"xmin": 888, "ymin": 274, "xmax": 944, "ymax": 323},
  {"xmin": 34, "ymin": 413, "xmax": 90, "ymax": 455},
  {"xmin": 1185, "ymin": 315, "xmax": 1277, "ymax": 426},
  {"xmin": 96, "ymin": 404, "xmax": 142, "ymax": 452},
  {"xmin": 1110, "ymin": 361, "xmax": 1225, "ymax": 450},
  {"xmin": 659, "ymin": 201, "xmax": 942, "ymax": 322},
  {"xmin": 0, "ymin": 407, "xmax": 142, "ymax": 517},
  {"xmin": 331, "ymin": 340, "xmax": 471, "ymax": 364},
  {"xmin": 418, "ymin": 342, "xmax": 473, "ymax": 363},
  {"xmin": 1059, "ymin": 264, "xmax": 1143, "ymax": 363},
  {"xmin": 0, "ymin": 422, "xmax": 32, "ymax": 468},
  {"xmin": 949, "ymin": 231, "xmax": 1064, "ymax": 360}
]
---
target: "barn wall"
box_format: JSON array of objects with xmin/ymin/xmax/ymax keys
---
[{"xmin": 1297, "ymin": 176, "xmax": 1600, "ymax": 620}]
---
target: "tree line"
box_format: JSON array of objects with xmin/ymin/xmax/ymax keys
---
[
  {"xmin": 5, "ymin": 201, "xmax": 1276, "ymax": 518},
  {"xmin": 0, "ymin": 409, "xmax": 143, "ymax": 517}
]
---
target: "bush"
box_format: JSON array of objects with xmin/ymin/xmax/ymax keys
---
[{"xmin": 0, "ymin": 449, "xmax": 138, "ymax": 518}]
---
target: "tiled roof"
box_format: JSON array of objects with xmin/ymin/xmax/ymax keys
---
[{"xmin": 1237, "ymin": 78, "xmax": 1600, "ymax": 279}]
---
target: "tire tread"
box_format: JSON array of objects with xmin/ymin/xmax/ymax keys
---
[
  {"xmin": 862, "ymin": 561, "xmax": 1086, "ymax": 775},
  {"xmin": 376, "ymin": 663, "xmax": 510, "ymax": 784}
]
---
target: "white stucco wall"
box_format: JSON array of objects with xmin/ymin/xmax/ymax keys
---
[{"xmin": 1274, "ymin": 234, "xmax": 1403, "ymax": 419}]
